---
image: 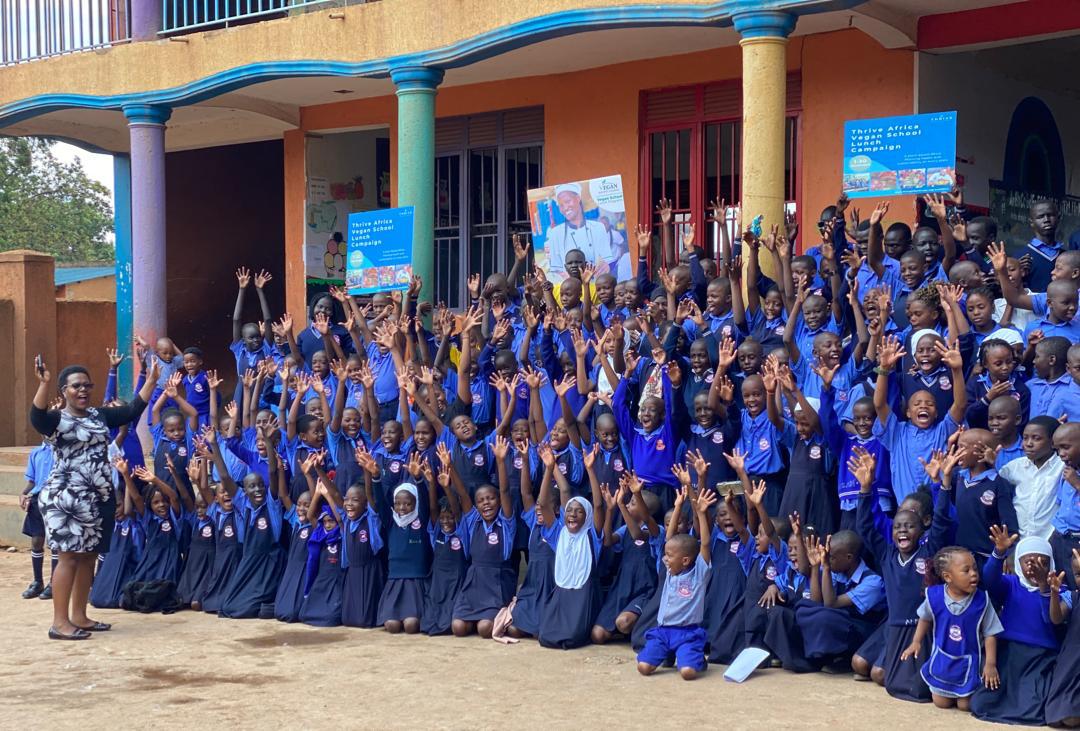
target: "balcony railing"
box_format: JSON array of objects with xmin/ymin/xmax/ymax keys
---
[
  {"xmin": 161, "ymin": 0, "xmax": 368, "ymax": 35},
  {"xmin": 1, "ymin": 0, "xmax": 129, "ymax": 66}
]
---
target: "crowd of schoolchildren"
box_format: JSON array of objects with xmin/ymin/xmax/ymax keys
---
[{"xmin": 18, "ymin": 193, "xmax": 1080, "ymax": 723}]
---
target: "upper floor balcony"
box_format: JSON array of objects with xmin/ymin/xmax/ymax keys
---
[{"xmin": 2, "ymin": 0, "xmax": 375, "ymax": 66}]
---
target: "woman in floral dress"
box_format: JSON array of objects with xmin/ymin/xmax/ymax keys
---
[{"xmin": 30, "ymin": 356, "xmax": 157, "ymax": 640}]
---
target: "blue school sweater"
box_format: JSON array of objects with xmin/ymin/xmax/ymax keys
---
[
  {"xmin": 612, "ymin": 371, "xmax": 678, "ymax": 489},
  {"xmin": 984, "ymin": 552, "xmax": 1071, "ymax": 650},
  {"xmin": 950, "ymin": 469, "xmax": 1018, "ymax": 557}
]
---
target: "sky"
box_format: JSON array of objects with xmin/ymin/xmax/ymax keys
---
[{"xmin": 52, "ymin": 141, "xmax": 114, "ymax": 194}]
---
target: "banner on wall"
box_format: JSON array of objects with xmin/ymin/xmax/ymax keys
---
[
  {"xmin": 345, "ymin": 206, "xmax": 415, "ymax": 295},
  {"xmin": 528, "ymin": 174, "xmax": 632, "ymax": 283},
  {"xmin": 842, "ymin": 111, "xmax": 957, "ymax": 198},
  {"xmin": 989, "ymin": 180, "xmax": 1080, "ymax": 252}
]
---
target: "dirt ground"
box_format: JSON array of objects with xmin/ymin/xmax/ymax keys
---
[{"xmin": 0, "ymin": 550, "xmax": 991, "ymax": 730}]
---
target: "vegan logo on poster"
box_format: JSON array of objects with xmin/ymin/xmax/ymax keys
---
[
  {"xmin": 842, "ymin": 111, "xmax": 957, "ymax": 198},
  {"xmin": 346, "ymin": 207, "xmax": 415, "ymax": 295}
]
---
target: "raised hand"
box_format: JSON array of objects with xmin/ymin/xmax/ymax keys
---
[
  {"xmin": 745, "ymin": 479, "xmax": 766, "ymax": 507},
  {"xmin": 988, "ymin": 524, "xmax": 1018, "ymax": 555},
  {"xmin": 254, "ymin": 269, "xmax": 273, "ymax": 289},
  {"xmin": 723, "ymin": 447, "xmax": 746, "ymax": 474},
  {"xmin": 235, "ymin": 267, "xmax": 251, "ymax": 288}
]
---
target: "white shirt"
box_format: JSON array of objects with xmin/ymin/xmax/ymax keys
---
[
  {"xmin": 998, "ymin": 453, "xmax": 1064, "ymax": 539},
  {"xmin": 994, "ymin": 290, "xmax": 1037, "ymax": 333},
  {"xmin": 547, "ymin": 219, "xmax": 615, "ymax": 277}
]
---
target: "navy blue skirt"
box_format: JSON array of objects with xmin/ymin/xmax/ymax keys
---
[
  {"xmin": 796, "ymin": 603, "xmax": 879, "ymax": 660},
  {"xmin": 594, "ymin": 541, "xmax": 657, "ymax": 634},
  {"xmin": 630, "ymin": 582, "xmax": 663, "ymax": 652},
  {"xmin": 453, "ymin": 563, "xmax": 516, "ymax": 622},
  {"xmin": 971, "ymin": 639, "xmax": 1056, "ymax": 725},
  {"xmin": 341, "ymin": 560, "xmax": 385, "ymax": 628},
  {"xmin": 855, "ymin": 621, "xmax": 887, "ymax": 665},
  {"xmin": 377, "ymin": 577, "xmax": 429, "ymax": 624},
  {"xmin": 538, "ymin": 579, "xmax": 600, "ymax": 650},
  {"xmin": 300, "ymin": 547, "xmax": 344, "ymax": 627},
  {"xmin": 878, "ymin": 624, "xmax": 931, "ymax": 703},
  {"xmin": 1046, "ymin": 596, "xmax": 1080, "ymax": 725},
  {"xmin": 218, "ymin": 541, "xmax": 282, "ymax": 619},
  {"xmin": 763, "ymin": 603, "xmax": 818, "ymax": 673},
  {"xmin": 89, "ymin": 525, "xmax": 138, "ymax": 609}
]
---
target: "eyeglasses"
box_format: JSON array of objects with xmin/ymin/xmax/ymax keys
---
[{"xmin": 67, "ymin": 382, "xmax": 94, "ymax": 392}]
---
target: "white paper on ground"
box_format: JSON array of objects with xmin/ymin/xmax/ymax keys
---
[{"xmin": 723, "ymin": 647, "xmax": 770, "ymax": 682}]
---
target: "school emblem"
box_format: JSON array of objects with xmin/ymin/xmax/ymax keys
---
[
  {"xmin": 810, "ymin": 445, "xmax": 821, "ymax": 460},
  {"xmin": 487, "ymin": 532, "xmax": 500, "ymax": 545},
  {"xmin": 677, "ymin": 581, "xmax": 692, "ymax": 597},
  {"xmin": 773, "ymin": 325, "xmax": 785, "ymax": 335},
  {"xmin": 705, "ymin": 373, "xmax": 715, "ymax": 384},
  {"xmin": 450, "ymin": 537, "xmax": 462, "ymax": 551},
  {"xmin": 613, "ymin": 459, "xmax": 624, "ymax": 472},
  {"xmin": 121, "ymin": 525, "xmax": 130, "ymax": 536},
  {"xmin": 634, "ymin": 539, "xmax": 646, "ymax": 547},
  {"xmin": 299, "ymin": 528, "xmax": 310, "ymax": 540},
  {"xmin": 721, "ymin": 325, "xmax": 732, "ymax": 337},
  {"xmin": 915, "ymin": 558, "xmax": 926, "ymax": 575},
  {"xmin": 938, "ymin": 376, "xmax": 951, "ymax": 391},
  {"xmin": 948, "ymin": 624, "xmax": 963, "ymax": 642},
  {"xmin": 224, "ymin": 525, "xmax": 234, "ymax": 538},
  {"xmin": 712, "ymin": 432, "xmax": 724, "ymax": 445},
  {"xmin": 513, "ymin": 456, "xmax": 524, "ymax": 469},
  {"xmin": 411, "ymin": 519, "xmax": 422, "ymax": 530},
  {"xmin": 327, "ymin": 544, "xmax": 338, "ymax": 555},
  {"xmin": 359, "ymin": 529, "xmax": 369, "ymax": 543},
  {"xmin": 473, "ymin": 452, "xmax": 486, "ymax": 466},
  {"xmin": 160, "ymin": 520, "xmax": 172, "ymax": 533},
  {"xmin": 201, "ymin": 525, "xmax": 213, "ymax": 538},
  {"xmin": 178, "ymin": 446, "xmax": 188, "ymax": 457},
  {"xmin": 256, "ymin": 516, "xmax": 268, "ymax": 530},
  {"xmin": 759, "ymin": 438, "xmax": 770, "ymax": 452},
  {"xmin": 655, "ymin": 439, "xmax": 666, "ymax": 451},
  {"xmin": 558, "ymin": 462, "xmax": 568, "ymax": 474},
  {"xmin": 838, "ymin": 390, "xmax": 849, "ymax": 402},
  {"xmin": 980, "ymin": 490, "xmax": 995, "ymax": 507},
  {"xmin": 730, "ymin": 541, "xmax": 740, "ymax": 554},
  {"xmin": 389, "ymin": 461, "xmax": 401, "ymax": 473},
  {"xmin": 765, "ymin": 566, "xmax": 777, "ymax": 581},
  {"xmin": 194, "ymin": 383, "xmax": 204, "ymax": 393}
]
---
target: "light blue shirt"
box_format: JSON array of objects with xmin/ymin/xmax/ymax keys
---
[
  {"xmin": 827, "ymin": 560, "xmax": 886, "ymax": 615},
  {"xmin": 1053, "ymin": 473, "xmax": 1080, "ymax": 534},
  {"xmin": 658, "ymin": 553, "xmax": 711, "ymax": 627},
  {"xmin": 874, "ymin": 411, "xmax": 962, "ymax": 501},
  {"xmin": 24, "ymin": 443, "xmax": 54, "ymax": 497}
]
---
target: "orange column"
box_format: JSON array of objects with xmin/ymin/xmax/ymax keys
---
[{"xmin": 283, "ymin": 129, "xmax": 307, "ymax": 322}]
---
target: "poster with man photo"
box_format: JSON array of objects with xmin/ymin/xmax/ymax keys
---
[{"xmin": 528, "ymin": 175, "xmax": 632, "ymax": 283}]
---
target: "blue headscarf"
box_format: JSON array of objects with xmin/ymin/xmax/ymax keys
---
[{"xmin": 303, "ymin": 506, "xmax": 341, "ymax": 595}]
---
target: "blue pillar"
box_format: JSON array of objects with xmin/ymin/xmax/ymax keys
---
[
  {"xmin": 113, "ymin": 154, "xmax": 133, "ymax": 395},
  {"xmin": 391, "ymin": 65, "xmax": 443, "ymax": 304}
]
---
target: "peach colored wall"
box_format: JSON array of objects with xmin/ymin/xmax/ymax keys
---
[
  {"xmin": 800, "ymin": 30, "xmax": 915, "ymax": 233},
  {"xmin": 56, "ymin": 276, "xmax": 116, "ymax": 302},
  {"xmin": 289, "ymin": 27, "xmax": 913, "ymax": 304},
  {"xmin": 56, "ymin": 301, "xmax": 116, "ymax": 395}
]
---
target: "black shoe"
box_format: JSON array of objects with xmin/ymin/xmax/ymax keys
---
[
  {"xmin": 74, "ymin": 621, "xmax": 112, "ymax": 632},
  {"xmin": 22, "ymin": 580, "xmax": 44, "ymax": 599},
  {"xmin": 39, "ymin": 584, "xmax": 53, "ymax": 600},
  {"xmin": 48, "ymin": 627, "xmax": 91, "ymax": 641}
]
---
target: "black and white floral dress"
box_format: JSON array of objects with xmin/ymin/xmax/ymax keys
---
[{"xmin": 31, "ymin": 398, "xmax": 146, "ymax": 553}]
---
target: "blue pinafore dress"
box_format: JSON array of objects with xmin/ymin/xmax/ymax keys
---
[
  {"xmin": 509, "ymin": 511, "xmax": 555, "ymax": 636},
  {"xmin": 300, "ymin": 532, "xmax": 344, "ymax": 627},
  {"xmin": 90, "ymin": 517, "xmax": 144, "ymax": 609},
  {"xmin": 452, "ymin": 510, "xmax": 516, "ymax": 622},
  {"xmin": 920, "ymin": 586, "xmax": 989, "ymax": 698},
  {"xmin": 274, "ymin": 521, "xmax": 312, "ymax": 623},
  {"xmin": 129, "ymin": 509, "xmax": 183, "ymax": 585},
  {"xmin": 594, "ymin": 526, "xmax": 660, "ymax": 634},
  {"xmin": 200, "ymin": 510, "xmax": 242, "ymax": 614},
  {"xmin": 376, "ymin": 518, "xmax": 433, "ymax": 624},
  {"xmin": 538, "ymin": 525, "xmax": 601, "ymax": 649},
  {"xmin": 218, "ymin": 498, "xmax": 283, "ymax": 618},
  {"xmin": 177, "ymin": 515, "xmax": 215, "ymax": 605},
  {"xmin": 341, "ymin": 510, "xmax": 385, "ymax": 628},
  {"xmin": 421, "ymin": 526, "xmax": 468, "ymax": 635}
]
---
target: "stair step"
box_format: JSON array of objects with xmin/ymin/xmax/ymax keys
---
[
  {"xmin": 0, "ymin": 465, "xmax": 27, "ymax": 496},
  {"xmin": 0, "ymin": 494, "xmax": 30, "ymax": 548},
  {"xmin": 0, "ymin": 447, "xmax": 33, "ymax": 467}
]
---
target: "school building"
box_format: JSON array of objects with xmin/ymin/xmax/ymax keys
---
[{"xmin": 1, "ymin": 0, "xmax": 1080, "ymax": 429}]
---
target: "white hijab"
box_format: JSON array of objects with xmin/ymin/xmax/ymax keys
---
[
  {"xmin": 1014, "ymin": 535, "xmax": 1054, "ymax": 592},
  {"xmin": 910, "ymin": 328, "xmax": 941, "ymax": 351},
  {"xmin": 392, "ymin": 483, "xmax": 419, "ymax": 529},
  {"xmin": 553, "ymin": 497, "xmax": 595, "ymax": 590}
]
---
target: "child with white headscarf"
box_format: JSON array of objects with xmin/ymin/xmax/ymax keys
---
[
  {"xmin": 376, "ymin": 463, "xmax": 438, "ymax": 635},
  {"xmin": 535, "ymin": 443, "xmax": 605, "ymax": 649},
  {"xmin": 971, "ymin": 527, "xmax": 1073, "ymax": 725}
]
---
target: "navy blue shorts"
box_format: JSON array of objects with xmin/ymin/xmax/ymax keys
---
[
  {"xmin": 21, "ymin": 496, "xmax": 44, "ymax": 538},
  {"xmin": 637, "ymin": 625, "xmax": 707, "ymax": 672}
]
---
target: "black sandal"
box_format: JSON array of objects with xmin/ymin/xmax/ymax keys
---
[
  {"xmin": 48, "ymin": 627, "xmax": 91, "ymax": 641},
  {"xmin": 74, "ymin": 621, "xmax": 111, "ymax": 632}
]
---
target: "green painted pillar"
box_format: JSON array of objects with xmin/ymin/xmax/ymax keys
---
[{"xmin": 391, "ymin": 65, "xmax": 444, "ymax": 305}]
